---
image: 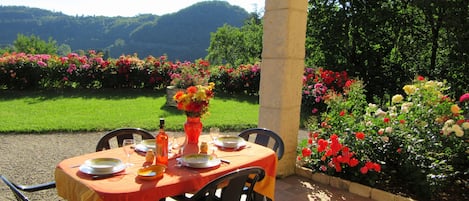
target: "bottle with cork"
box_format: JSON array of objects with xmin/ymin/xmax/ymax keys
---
[{"xmin": 155, "ymin": 118, "xmax": 168, "ymax": 167}]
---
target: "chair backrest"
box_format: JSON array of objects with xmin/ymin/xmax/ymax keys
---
[
  {"xmin": 238, "ymin": 128, "xmax": 285, "ymax": 160},
  {"xmin": 95, "ymin": 128, "xmax": 154, "ymax": 152},
  {"xmin": 189, "ymin": 167, "xmax": 265, "ymax": 201},
  {"xmin": 1, "ymin": 175, "xmax": 30, "ymax": 201}
]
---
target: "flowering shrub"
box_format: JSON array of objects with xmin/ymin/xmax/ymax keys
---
[
  {"xmin": 302, "ymin": 67, "xmax": 351, "ymax": 115},
  {"xmin": 0, "ymin": 52, "xmax": 50, "ymax": 89},
  {"xmin": 298, "ymin": 76, "xmax": 469, "ymax": 200},
  {"xmin": 211, "ymin": 63, "xmax": 260, "ymax": 95},
  {"xmin": 169, "ymin": 59, "xmax": 210, "ymax": 89},
  {"xmin": 173, "ymin": 83, "xmax": 215, "ymax": 117}
]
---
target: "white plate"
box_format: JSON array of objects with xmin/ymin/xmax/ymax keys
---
[
  {"xmin": 80, "ymin": 158, "xmax": 125, "ymax": 175},
  {"xmin": 180, "ymin": 154, "xmax": 221, "ymax": 168},
  {"xmin": 135, "ymin": 140, "xmax": 172, "ymax": 153},
  {"xmin": 214, "ymin": 136, "xmax": 246, "ymax": 149}
]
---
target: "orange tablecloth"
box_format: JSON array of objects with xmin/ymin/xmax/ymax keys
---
[{"xmin": 55, "ymin": 135, "xmax": 277, "ymax": 201}]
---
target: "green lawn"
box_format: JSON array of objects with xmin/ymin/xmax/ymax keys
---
[{"xmin": 0, "ymin": 89, "xmax": 259, "ymax": 133}]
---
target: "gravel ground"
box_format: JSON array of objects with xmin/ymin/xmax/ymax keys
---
[
  {"xmin": 0, "ymin": 132, "xmax": 105, "ymax": 200},
  {"xmin": 0, "ymin": 130, "xmax": 308, "ymax": 200}
]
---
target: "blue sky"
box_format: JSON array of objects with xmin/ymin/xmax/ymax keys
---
[{"xmin": 0, "ymin": 0, "xmax": 264, "ymax": 17}]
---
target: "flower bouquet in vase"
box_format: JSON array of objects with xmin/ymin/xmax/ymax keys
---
[{"xmin": 173, "ymin": 83, "xmax": 215, "ymax": 147}]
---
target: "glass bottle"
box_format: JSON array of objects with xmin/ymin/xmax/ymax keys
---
[
  {"xmin": 145, "ymin": 149, "xmax": 154, "ymax": 164},
  {"xmin": 200, "ymin": 141, "xmax": 208, "ymax": 154},
  {"xmin": 155, "ymin": 118, "xmax": 168, "ymax": 166}
]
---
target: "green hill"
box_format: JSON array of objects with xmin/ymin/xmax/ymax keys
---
[{"xmin": 0, "ymin": 1, "xmax": 249, "ymax": 60}]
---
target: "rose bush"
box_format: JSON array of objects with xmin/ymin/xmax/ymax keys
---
[
  {"xmin": 298, "ymin": 76, "xmax": 469, "ymax": 200},
  {"xmin": 169, "ymin": 59, "xmax": 210, "ymax": 89}
]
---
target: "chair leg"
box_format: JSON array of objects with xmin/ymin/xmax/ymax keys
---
[{"xmin": 252, "ymin": 192, "xmax": 270, "ymax": 201}]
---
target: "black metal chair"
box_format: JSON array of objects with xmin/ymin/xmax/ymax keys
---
[
  {"xmin": 238, "ymin": 128, "xmax": 285, "ymax": 160},
  {"xmin": 170, "ymin": 167, "xmax": 265, "ymax": 201},
  {"xmin": 238, "ymin": 128, "xmax": 285, "ymax": 201},
  {"xmin": 1, "ymin": 175, "xmax": 56, "ymax": 201},
  {"xmin": 96, "ymin": 127, "xmax": 154, "ymax": 152}
]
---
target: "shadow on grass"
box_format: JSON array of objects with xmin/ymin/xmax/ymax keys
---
[
  {"xmin": 0, "ymin": 89, "xmax": 259, "ymax": 103},
  {"xmin": 0, "ymin": 88, "xmax": 165, "ymax": 101}
]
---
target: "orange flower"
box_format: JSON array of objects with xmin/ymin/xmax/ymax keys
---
[
  {"xmin": 451, "ymin": 104, "xmax": 460, "ymax": 114},
  {"xmin": 173, "ymin": 83, "xmax": 215, "ymax": 117}
]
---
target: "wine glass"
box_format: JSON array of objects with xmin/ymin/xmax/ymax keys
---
[
  {"xmin": 171, "ymin": 134, "xmax": 185, "ymax": 156},
  {"xmin": 209, "ymin": 127, "xmax": 220, "ymax": 152},
  {"xmin": 122, "ymin": 139, "xmax": 135, "ymax": 167},
  {"xmin": 209, "ymin": 127, "xmax": 220, "ymax": 144}
]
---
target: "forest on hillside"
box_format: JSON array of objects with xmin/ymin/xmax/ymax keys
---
[{"xmin": 0, "ymin": 1, "xmax": 249, "ymax": 60}]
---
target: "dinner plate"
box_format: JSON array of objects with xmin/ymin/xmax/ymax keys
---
[
  {"xmin": 180, "ymin": 154, "xmax": 221, "ymax": 168},
  {"xmin": 214, "ymin": 136, "xmax": 246, "ymax": 149},
  {"xmin": 79, "ymin": 158, "xmax": 125, "ymax": 175},
  {"xmin": 135, "ymin": 140, "xmax": 172, "ymax": 153}
]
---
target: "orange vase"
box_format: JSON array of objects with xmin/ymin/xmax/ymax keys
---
[{"xmin": 184, "ymin": 116, "xmax": 203, "ymax": 144}]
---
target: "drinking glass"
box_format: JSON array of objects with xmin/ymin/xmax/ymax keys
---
[
  {"xmin": 122, "ymin": 139, "xmax": 135, "ymax": 167},
  {"xmin": 209, "ymin": 127, "xmax": 220, "ymax": 143},
  {"xmin": 171, "ymin": 134, "xmax": 185, "ymax": 156},
  {"xmin": 209, "ymin": 127, "xmax": 220, "ymax": 152}
]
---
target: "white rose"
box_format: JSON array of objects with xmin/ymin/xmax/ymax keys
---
[
  {"xmin": 385, "ymin": 127, "xmax": 393, "ymax": 133},
  {"xmin": 375, "ymin": 108, "xmax": 387, "ymax": 117}
]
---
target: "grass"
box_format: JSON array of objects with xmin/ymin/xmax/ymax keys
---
[{"xmin": 0, "ymin": 89, "xmax": 260, "ymax": 133}]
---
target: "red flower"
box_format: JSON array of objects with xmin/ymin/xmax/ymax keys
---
[
  {"xmin": 373, "ymin": 163, "xmax": 381, "ymax": 172},
  {"xmin": 360, "ymin": 166, "xmax": 369, "ymax": 174},
  {"xmin": 320, "ymin": 165, "xmax": 327, "ymax": 171},
  {"xmin": 399, "ymin": 119, "xmax": 406, "ymax": 124},
  {"xmin": 417, "ymin": 75, "xmax": 425, "ymax": 81},
  {"xmin": 301, "ymin": 147, "xmax": 312, "ymax": 157},
  {"xmin": 384, "ymin": 118, "xmax": 390, "ymax": 123},
  {"xmin": 339, "ymin": 110, "xmax": 346, "ymax": 116},
  {"xmin": 355, "ymin": 132, "xmax": 365, "ymax": 140},
  {"xmin": 307, "ymin": 138, "xmax": 313, "ymax": 144},
  {"xmin": 313, "ymin": 132, "xmax": 319, "ymax": 139},
  {"xmin": 317, "ymin": 139, "xmax": 328, "ymax": 152},
  {"xmin": 349, "ymin": 158, "xmax": 359, "ymax": 167},
  {"xmin": 365, "ymin": 161, "xmax": 374, "ymax": 169},
  {"xmin": 186, "ymin": 86, "xmax": 197, "ymax": 93},
  {"xmin": 320, "ymin": 121, "xmax": 328, "ymax": 128},
  {"xmin": 334, "ymin": 162, "xmax": 342, "ymax": 172}
]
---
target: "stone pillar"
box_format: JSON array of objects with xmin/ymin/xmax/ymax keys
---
[{"xmin": 259, "ymin": 0, "xmax": 308, "ymax": 177}]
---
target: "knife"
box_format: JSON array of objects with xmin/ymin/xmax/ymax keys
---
[
  {"xmin": 92, "ymin": 173, "xmax": 126, "ymax": 180},
  {"xmin": 220, "ymin": 159, "xmax": 231, "ymax": 164}
]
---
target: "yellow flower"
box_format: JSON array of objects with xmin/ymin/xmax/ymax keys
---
[
  {"xmin": 442, "ymin": 126, "xmax": 452, "ymax": 136},
  {"xmin": 403, "ymin": 85, "xmax": 416, "ymax": 95},
  {"xmin": 452, "ymin": 124, "xmax": 464, "ymax": 137},
  {"xmin": 392, "ymin": 94, "xmax": 404, "ymax": 103},
  {"xmin": 450, "ymin": 104, "xmax": 460, "ymax": 114},
  {"xmin": 462, "ymin": 122, "xmax": 469, "ymax": 130}
]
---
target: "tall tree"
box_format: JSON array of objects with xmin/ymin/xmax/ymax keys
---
[
  {"xmin": 206, "ymin": 15, "xmax": 262, "ymax": 66},
  {"xmin": 13, "ymin": 34, "xmax": 57, "ymax": 54},
  {"xmin": 305, "ymin": 0, "xmax": 468, "ymax": 98}
]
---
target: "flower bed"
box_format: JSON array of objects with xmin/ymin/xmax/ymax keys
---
[{"xmin": 297, "ymin": 77, "xmax": 469, "ymax": 200}]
